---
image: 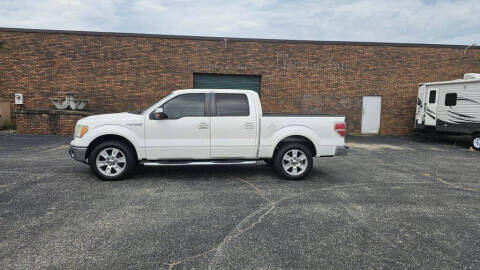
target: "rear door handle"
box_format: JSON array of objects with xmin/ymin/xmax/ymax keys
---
[
  {"xmin": 243, "ymin": 122, "xmax": 255, "ymax": 129},
  {"xmin": 198, "ymin": 122, "xmax": 209, "ymax": 129}
]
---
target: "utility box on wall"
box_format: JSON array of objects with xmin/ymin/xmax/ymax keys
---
[{"xmin": 14, "ymin": 93, "xmax": 24, "ymax": 105}]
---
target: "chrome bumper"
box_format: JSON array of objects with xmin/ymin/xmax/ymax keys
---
[
  {"xmin": 335, "ymin": 145, "xmax": 349, "ymax": 156},
  {"xmin": 69, "ymin": 145, "xmax": 88, "ymax": 163}
]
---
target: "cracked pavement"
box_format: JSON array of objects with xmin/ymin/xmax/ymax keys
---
[{"xmin": 1, "ymin": 134, "xmax": 479, "ymax": 269}]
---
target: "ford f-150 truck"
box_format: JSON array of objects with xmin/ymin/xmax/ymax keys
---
[{"xmin": 69, "ymin": 89, "xmax": 348, "ymax": 180}]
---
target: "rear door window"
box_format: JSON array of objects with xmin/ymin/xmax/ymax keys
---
[{"xmin": 215, "ymin": 94, "xmax": 250, "ymax": 116}]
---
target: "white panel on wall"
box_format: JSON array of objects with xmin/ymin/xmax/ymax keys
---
[{"xmin": 361, "ymin": 96, "xmax": 381, "ymax": 134}]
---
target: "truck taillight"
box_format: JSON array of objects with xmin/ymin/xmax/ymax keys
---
[{"xmin": 335, "ymin": 122, "xmax": 346, "ymax": 137}]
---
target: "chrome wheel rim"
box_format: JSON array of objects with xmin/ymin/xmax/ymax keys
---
[
  {"xmin": 474, "ymin": 137, "xmax": 480, "ymax": 148},
  {"xmin": 282, "ymin": 149, "xmax": 308, "ymax": 176},
  {"xmin": 96, "ymin": 148, "xmax": 126, "ymax": 177}
]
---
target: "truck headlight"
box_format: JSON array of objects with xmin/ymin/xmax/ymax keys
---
[{"xmin": 74, "ymin": 125, "xmax": 88, "ymax": 138}]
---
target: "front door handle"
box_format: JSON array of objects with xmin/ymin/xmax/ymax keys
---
[{"xmin": 198, "ymin": 122, "xmax": 209, "ymax": 129}]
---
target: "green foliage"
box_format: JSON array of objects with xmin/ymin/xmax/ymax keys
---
[{"xmin": 0, "ymin": 120, "xmax": 15, "ymax": 130}]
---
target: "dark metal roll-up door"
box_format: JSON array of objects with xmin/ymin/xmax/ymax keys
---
[{"xmin": 193, "ymin": 74, "xmax": 261, "ymax": 95}]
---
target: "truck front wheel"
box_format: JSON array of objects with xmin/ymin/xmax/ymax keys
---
[
  {"xmin": 89, "ymin": 140, "xmax": 136, "ymax": 181},
  {"xmin": 273, "ymin": 143, "xmax": 313, "ymax": 180}
]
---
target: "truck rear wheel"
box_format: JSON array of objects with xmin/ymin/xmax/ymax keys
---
[
  {"xmin": 273, "ymin": 143, "xmax": 313, "ymax": 180},
  {"xmin": 89, "ymin": 140, "xmax": 136, "ymax": 181},
  {"xmin": 473, "ymin": 134, "xmax": 480, "ymax": 151}
]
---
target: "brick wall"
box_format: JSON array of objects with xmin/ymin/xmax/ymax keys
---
[
  {"xmin": 299, "ymin": 95, "xmax": 363, "ymax": 134},
  {"xmin": 16, "ymin": 112, "xmax": 50, "ymax": 135},
  {"xmin": 1, "ymin": 28, "xmax": 479, "ymax": 135},
  {"xmin": 16, "ymin": 109, "xmax": 92, "ymax": 135}
]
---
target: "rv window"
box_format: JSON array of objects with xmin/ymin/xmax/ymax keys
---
[
  {"xmin": 428, "ymin": 90, "xmax": 437, "ymax": 103},
  {"xmin": 445, "ymin": 93, "xmax": 457, "ymax": 106}
]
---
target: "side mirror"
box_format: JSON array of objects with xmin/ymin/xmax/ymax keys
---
[{"xmin": 151, "ymin": 108, "xmax": 168, "ymax": 120}]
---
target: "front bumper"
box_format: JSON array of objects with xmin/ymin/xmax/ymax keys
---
[
  {"xmin": 69, "ymin": 145, "xmax": 88, "ymax": 163},
  {"xmin": 335, "ymin": 145, "xmax": 349, "ymax": 156}
]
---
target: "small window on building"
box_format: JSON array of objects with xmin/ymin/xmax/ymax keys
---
[
  {"xmin": 215, "ymin": 94, "xmax": 250, "ymax": 116},
  {"xmin": 445, "ymin": 93, "xmax": 457, "ymax": 106},
  {"xmin": 428, "ymin": 90, "xmax": 437, "ymax": 103}
]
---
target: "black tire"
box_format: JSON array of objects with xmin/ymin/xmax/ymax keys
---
[
  {"xmin": 473, "ymin": 134, "xmax": 480, "ymax": 151},
  {"xmin": 273, "ymin": 143, "xmax": 313, "ymax": 180},
  {"xmin": 89, "ymin": 140, "xmax": 136, "ymax": 181}
]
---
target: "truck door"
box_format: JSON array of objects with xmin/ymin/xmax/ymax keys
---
[
  {"xmin": 144, "ymin": 93, "xmax": 210, "ymax": 160},
  {"xmin": 425, "ymin": 88, "xmax": 438, "ymax": 126},
  {"xmin": 210, "ymin": 92, "xmax": 258, "ymax": 158}
]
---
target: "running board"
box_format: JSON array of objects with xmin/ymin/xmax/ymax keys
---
[{"xmin": 141, "ymin": 160, "xmax": 258, "ymax": 166}]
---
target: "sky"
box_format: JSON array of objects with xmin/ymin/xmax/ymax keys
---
[{"xmin": 0, "ymin": 0, "xmax": 479, "ymax": 45}]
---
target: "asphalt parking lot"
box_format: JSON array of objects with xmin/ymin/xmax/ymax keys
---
[{"xmin": 1, "ymin": 134, "xmax": 479, "ymax": 269}]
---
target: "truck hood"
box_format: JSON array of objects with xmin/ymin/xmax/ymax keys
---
[
  {"xmin": 77, "ymin": 112, "xmax": 144, "ymax": 126},
  {"xmin": 82, "ymin": 112, "xmax": 134, "ymax": 120}
]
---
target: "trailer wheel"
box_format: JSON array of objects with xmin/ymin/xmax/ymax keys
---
[{"xmin": 473, "ymin": 134, "xmax": 480, "ymax": 151}]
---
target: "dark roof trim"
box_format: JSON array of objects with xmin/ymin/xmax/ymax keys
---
[{"xmin": 0, "ymin": 27, "xmax": 478, "ymax": 49}]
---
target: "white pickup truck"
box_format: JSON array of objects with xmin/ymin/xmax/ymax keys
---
[{"xmin": 69, "ymin": 89, "xmax": 348, "ymax": 180}]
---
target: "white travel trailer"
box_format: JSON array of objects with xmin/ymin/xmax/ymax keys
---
[{"xmin": 415, "ymin": 73, "xmax": 480, "ymax": 150}]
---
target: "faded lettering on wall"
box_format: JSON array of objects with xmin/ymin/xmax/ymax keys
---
[
  {"xmin": 275, "ymin": 52, "xmax": 350, "ymax": 72},
  {"xmin": 198, "ymin": 52, "xmax": 350, "ymax": 73},
  {"xmin": 199, "ymin": 64, "xmax": 256, "ymax": 71}
]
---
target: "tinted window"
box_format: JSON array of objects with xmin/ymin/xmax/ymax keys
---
[
  {"xmin": 428, "ymin": 90, "xmax": 437, "ymax": 103},
  {"xmin": 162, "ymin": 94, "xmax": 205, "ymax": 118},
  {"xmin": 215, "ymin": 94, "xmax": 250, "ymax": 116},
  {"xmin": 445, "ymin": 93, "xmax": 457, "ymax": 106}
]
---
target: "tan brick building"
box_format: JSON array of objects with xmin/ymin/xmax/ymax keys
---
[{"xmin": 1, "ymin": 28, "xmax": 479, "ymax": 135}]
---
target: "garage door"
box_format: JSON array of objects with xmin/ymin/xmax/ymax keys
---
[{"xmin": 193, "ymin": 74, "xmax": 261, "ymax": 95}]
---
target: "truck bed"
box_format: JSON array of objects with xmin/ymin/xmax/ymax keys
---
[{"xmin": 258, "ymin": 113, "xmax": 346, "ymax": 158}]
